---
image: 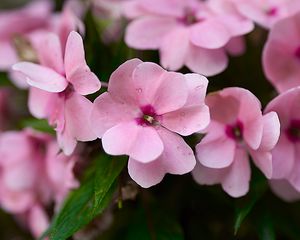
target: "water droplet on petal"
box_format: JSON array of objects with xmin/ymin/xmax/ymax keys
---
[{"xmin": 136, "ymin": 88, "xmax": 142, "ymax": 93}]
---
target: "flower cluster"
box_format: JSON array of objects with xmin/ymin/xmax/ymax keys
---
[{"xmin": 1, "ymin": 0, "xmax": 300, "ymax": 238}]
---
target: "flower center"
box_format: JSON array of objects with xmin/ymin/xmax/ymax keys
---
[
  {"xmin": 294, "ymin": 46, "xmax": 300, "ymax": 59},
  {"xmin": 136, "ymin": 105, "xmax": 158, "ymax": 126},
  {"xmin": 225, "ymin": 121, "xmax": 244, "ymax": 142},
  {"xmin": 180, "ymin": 8, "xmax": 198, "ymax": 25},
  {"xmin": 286, "ymin": 120, "xmax": 300, "ymax": 142},
  {"xmin": 58, "ymin": 84, "xmax": 74, "ymax": 99},
  {"xmin": 266, "ymin": 6, "xmax": 278, "ymax": 16}
]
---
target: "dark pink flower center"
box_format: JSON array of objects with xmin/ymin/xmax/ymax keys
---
[
  {"xmin": 58, "ymin": 84, "xmax": 74, "ymax": 99},
  {"xmin": 266, "ymin": 7, "xmax": 278, "ymax": 16},
  {"xmin": 136, "ymin": 105, "xmax": 158, "ymax": 126},
  {"xmin": 180, "ymin": 8, "xmax": 198, "ymax": 25},
  {"xmin": 286, "ymin": 119, "xmax": 300, "ymax": 142},
  {"xmin": 294, "ymin": 46, "xmax": 300, "ymax": 59},
  {"xmin": 225, "ymin": 121, "xmax": 244, "ymax": 142}
]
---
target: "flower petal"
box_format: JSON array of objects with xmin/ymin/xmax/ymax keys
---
[
  {"xmin": 196, "ymin": 135, "xmax": 236, "ymax": 169},
  {"xmin": 186, "ymin": 44, "xmax": 228, "ymax": 76},
  {"xmin": 102, "ymin": 121, "xmax": 164, "ymax": 163},
  {"xmin": 90, "ymin": 92, "xmax": 136, "ymax": 138},
  {"xmin": 12, "ymin": 62, "xmax": 68, "ymax": 92},
  {"xmin": 221, "ymin": 149, "xmax": 250, "ymax": 198}
]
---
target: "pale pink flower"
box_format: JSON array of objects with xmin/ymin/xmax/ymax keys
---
[
  {"xmin": 91, "ymin": 59, "xmax": 210, "ymax": 187},
  {"xmin": 124, "ymin": 0, "xmax": 253, "ymax": 76},
  {"xmin": 270, "ymin": 179, "xmax": 300, "ymax": 202},
  {"xmin": 263, "ymin": 12, "xmax": 300, "ymax": 93},
  {"xmin": 232, "ymin": 0, "xmax": 300, "ymax": 29},
  {"xmin": 12, "ymin": 31, "xmax": 101, "ymax": 155},
  {"xmin": 265, "ymin": 87, "xmax": 300, "ymax": 193},
  {"xmin": 92, "ymin": 0, "xmax": 127, "ymax": 43},
  {"xmin": 193, "ymin": 87, "xmax": 280, "ymax": 197},
  {"xmin": 0, "ymin": 129, "xmax": 79, "ymax": 238},
  {"xmin": 0, "ymin": 0, "xmax": 52, "ymax": 71}
]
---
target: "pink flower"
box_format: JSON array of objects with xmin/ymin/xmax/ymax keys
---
[
  {"xmin": 124, "ymin": 0, "xmax": 253, "ymax": 76},
  {"xmin": 92, "ymin": 0, "xmax": 127, "ymax": 43},
  {"xmin": 263, "ymin": 12, "xmax": 300, "ymax": 93},
  {"xmin": 192, "ymin": 87, "xmax": 280, "ymax": 197},
  {"xmin": 0, "ymin": 129, "xmax": 79, "ymax": 238},
  {"xmin": 91, "ymin": 59, "xmax": 210, "ymax": 187},
  {"xmin": 0, "ymin": 0, "xmax": 52, "ymax": 71},
  {"xmin": 12, "ymin": 31, "xmax": 101, "ymax": 155},
  {"xmin": 232, "ymin": 0, "xmax": 300, "ymax": 29},
  {"xmin": 270, "ymin": 179, "xmax": 300, "ymax": 202},
  {"xmin": 265, "ymin": 87, "xmax": 300, "ymax": 192}
]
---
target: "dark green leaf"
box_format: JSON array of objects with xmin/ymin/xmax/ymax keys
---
[
  {"xmin": 43, "ymin": 154, "xmax": 127, "ymax": 240},
  {"xmin": 20, "ymin": 118, "xmax": 55, "ymax": 134}
]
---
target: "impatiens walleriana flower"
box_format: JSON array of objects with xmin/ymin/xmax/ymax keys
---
[
  {"xmin": 124, "ymin": 0, "xmax": 254, "ymax": 76},
  {"xmin": 263, "ymin": 12, "xmax": 300, "ymax": 93},
  {"xmin": 193, "ymin": 87, "xmax": 280, "ymax": 197},
  {"xmin": 0, "ymin": 0, "xmax": 52, "ymax": 70},
  {"xmin": 91, "ymin": 59, "xmax": 210, "ymax": 187},
  {"xmin": 0, "ymin": 129, "xmax": 79, "ymax": 238},
  {"xmin": 232, "ymin": 0, "xmax": 300, "ymax": 29},
  {"xmin": 270, "ymin": 179, "xmax": 300, "ymax": 202},
  {"xmin": 265, "ymin": 87, "xmax": 300, "ymax": 192},
  {"xmin": 12, "ymin": 31, "xmax": 101, "ymax": 155}
]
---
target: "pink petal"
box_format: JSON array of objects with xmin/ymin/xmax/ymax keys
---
[
  {"xmin": 64, "ymin": 92, "xmax": 97, "ymax": 142},
  {"xmin": 206, "ymin": 92, "xmax": 240, "ymax": 124},
  {"xmin": 128, "ymin": 128, "xmax": 196, "ymax": 187},
  {"xmin": 222, "ymin": 87, "xmax": 263, "ymax": 150},
  {"xmin": 270, "ymin": 179, "xmax": 300, "ymax": 202},
  {"xmin": 12, "ymin": 62, "xmax": 68, "ymax": 93},
  {"xmin": 249, "ymin": 150, "xmax": 272, "ymax": 179},
  {"xmin": 128, "ymin": 159, "xmax": 165, "ymax": 188},
  {"xmin": 28, "ymin": 205, "xmax": 49, "ymax": 238},
  {"xmin": 196, "ymin": 135, "xmax": 236, "ymax": 169},
  {"xmin": 132, "ymin": 62, "xmax": 188, "ymax": 114},
  {"xmin": 156, "ymin": 128, "xmax": 196, "ymax": 174},
  {"xmin": 192, "ymin": 162, "xmax": 227, "ymax": 186},
  {"xmin": 263, "ymin": 37, "xmax": 300, "ymax": 93},
  {"xmin": 184, "ymin": 73, "xmax": 208, "ymax": 106},
  {"xmin": 0, "ymin": 40, "xmax": 18, "ymax": 71},
  {"xmin": 57, "ymin": 128, "xmax": 77, "ymax": 156},
  {"xmin": 221, "ymin": 149, "xmax": 250, "ymax": 198},
  {"xmin": 108, "ymin": 58, "xmax": 142, "ymax": 105},
  {"xmin": 0, "ymin": 189, "xmax": 34, "ymax": 213},
  {"xmin": 64, "ymin": 31, "xmax": 101, "ymax": 95},
  {"xmin": 161, "ymin": 105, "xmax": 210, "ymax": 136},
  {"xmin": 28, "ymin": 87, "xmax": 55, "ymax": 119},
  {"xmin": 139, "ymin": 0, "xmax": 188, "ymax": 17},
  {"xmin": 271, "ymin": 135, "xmax": 295, "ymax": 179},
  {"xmin": 90, "ymin": 92, "xmax": 136, "ymax": 138},
  {"xmin": 288, "ymin": 145, "xmax": 300, "ymax": 191},
  {"xmin": 190, "ymin": 20, "xmax": 231, "ymax": 49},
  {"xmin": 225, "ymin": 37, "xmax": 246, "ymax": 56},
  {"xmin": 259, "ymin": 111, "xmax": 280, "ymax": 151},
  {"xmin": 160, "ymin": 27, "xmax": 189, "ymax": 71},
  {"xmin": 125, "ymin": 16, "xmax": 177, "ymax": 49},
  {"xmin": 67, "ymin": 66, "xmax": 101, "ymax": 95},
  {"xmin": 102, "ymin": 121, "xmax": 164, "ymax": 163},
  {"xmin": 35, "ymin": 33, "xmax": 64, "ymax": 74},
  {"xmin": 185, "ymin": 44, "xmax": 228, "ymax": 76}
]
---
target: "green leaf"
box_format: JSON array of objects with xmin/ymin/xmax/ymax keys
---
[
  {"xmin": 234, "ymin": 169, "xmax": 268, "ymax": 235},
  {"xmin": 20, "ymin": 118, "xmax": 55, "ymax": 134},
  {"xmin": 125, "ymin": 207, "xmax": 184, "ymax": 240},
  {"xmin": 256, "ymin": 212, "xmax": 276, "ymax": 240},
  {"xmin": 43, "ymin": 154, "xmax": 127, "ymax": 240}
]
